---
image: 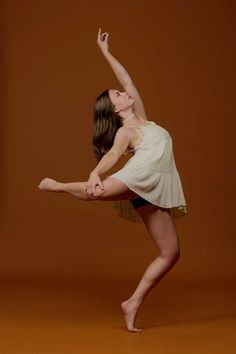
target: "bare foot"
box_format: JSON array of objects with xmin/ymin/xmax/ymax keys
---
[
  {"xmin": 38, "ymin": 178, "xmax": 60, "ymax": 192},
  {"xmin": 121, "ymin": 298, "xmax": 143, "ymax": 332}
]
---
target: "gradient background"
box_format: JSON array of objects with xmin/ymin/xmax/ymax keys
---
[{"xmin": 1, "ymin": 0, "xmax": 235, "ymax": 284}]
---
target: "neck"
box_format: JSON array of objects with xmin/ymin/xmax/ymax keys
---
[{"xmin": 123, "ymin": 113, "xmax": 135, "ymax": 122}]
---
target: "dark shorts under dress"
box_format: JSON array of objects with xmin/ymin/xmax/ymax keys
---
[{"xmin": 130, "ymin": 196, "xmax": 152, "ymax": 209}]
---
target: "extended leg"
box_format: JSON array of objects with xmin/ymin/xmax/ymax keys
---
[{"xmin": 38, "ymin": 176, "xmax": 139, "ymax": 201}]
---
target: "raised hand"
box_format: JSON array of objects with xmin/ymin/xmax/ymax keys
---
[{"xmin": 97, "ymin": 27, "xmax": 109, "ymax": 52}]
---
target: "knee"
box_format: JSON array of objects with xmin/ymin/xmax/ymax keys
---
[
  {"xmin": 93, "ymin": 185, "xmax": 107, "ymax": 200},
  {"xmin": 162, "ymin": 248, "xmax": 180, "ymax": 266},
  {"xmin": 173, "ymin": 249, "xmax": 181, "ymax": 263}
]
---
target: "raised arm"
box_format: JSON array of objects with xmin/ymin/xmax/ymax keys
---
[{"xmin": 97, "ymin": 28, "xmax": 148, "ymax": 120}]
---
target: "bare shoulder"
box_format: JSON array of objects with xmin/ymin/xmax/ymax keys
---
[
  {"xmin": 110, "ymin": 126, "xmax": 132, "ymax": 157},
  {"xmin": 116, "ymin": 125, "xmax": 131, "ymax": 134},
  {"xmin": 114, "ymin": 126, "xmax": 133, "ymax": 146},
  {"xmin": 117, "ymin": 125, "xmax": 141, "ymax": 152},
  {"xmin": 114, "ymin": 126, "xmax": 132, "ymax": 140}
]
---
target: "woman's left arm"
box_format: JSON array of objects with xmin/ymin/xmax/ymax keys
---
[
  {"xmin": 102, "ymin": 50, "xmax": 132, "ymax": 87},
  {"xmin": 97, "ymin": 29, "xmax": 148, "ymax": 119},
  {"xmin": 97, "ymin": 28, "xmax": 132, "ymax": 87}
]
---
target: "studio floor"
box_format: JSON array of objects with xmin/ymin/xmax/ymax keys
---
[{"xmin": 0, "ymin": 278, "xmax": 235, "ymax": 354}]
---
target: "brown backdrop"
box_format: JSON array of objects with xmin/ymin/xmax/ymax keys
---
[{"xmin": 1, "ymin": 0, "xmax": 235, "ymax": 282}]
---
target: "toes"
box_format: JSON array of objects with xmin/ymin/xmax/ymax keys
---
[
  {"xmin": 128, "ymin": 327, "xmax": 142, "ymax": 333},
  {"xmin": 127, "ymin": 326, "xmax": 143, "ymax": 332},
  {"xmin": 134, "ymin": 328, "xmax": 142, "ymax": 332}
]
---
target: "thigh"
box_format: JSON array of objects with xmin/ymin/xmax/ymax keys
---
[
  {"xmin": 135, "ymin": 204, "xmax": 180, "ymax": 258},
  {"xmin": 94, "ymin": 176, "xmax": 139, "ymax": 200}
]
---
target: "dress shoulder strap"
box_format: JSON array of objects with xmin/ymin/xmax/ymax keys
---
[
  {"xmin": 125, "ymin": 121, "xmax": 154, "ymax": 128},
  {"xmin": 126, "ymin": 125, "xmax": 142, "ymax": 128}
]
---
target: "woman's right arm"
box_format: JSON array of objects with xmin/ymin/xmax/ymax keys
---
[
  {"xmin": 90, "ymin": 127, "xmax": 130, "ymax": 176},
  {"xmin": 85, "ymin": 128, "xmax": 130, "ymax": 197}
]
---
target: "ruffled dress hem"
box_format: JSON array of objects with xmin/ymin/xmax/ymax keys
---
[{"xmin": 110, "ymin": 175, "xmax": 187, "ymax": 223}]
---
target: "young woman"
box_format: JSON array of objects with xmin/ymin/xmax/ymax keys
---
[{"xmin": 38, "ymin": 28, "xmax": 187, "ymax": 333}]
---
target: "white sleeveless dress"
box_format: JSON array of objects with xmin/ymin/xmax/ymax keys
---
[{"xmin": 109, "ymin": 120, "xmax": 187, "ymax": 223}]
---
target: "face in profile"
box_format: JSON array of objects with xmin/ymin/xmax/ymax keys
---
[{"xmin": 108, "ymin": 89, "xmax": 134, "ymax": 113}]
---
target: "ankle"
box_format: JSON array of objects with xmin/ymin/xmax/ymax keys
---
[
  {"xmin": 56, "ymin": 182, "xmax": 65, "ymax": 192},
  {"xmin": 128, "ymin": 296, "xmax": 143, "ymax": 307}
]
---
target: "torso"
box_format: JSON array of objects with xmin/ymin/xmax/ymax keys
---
[
  {"xmin": 125, "ymin": 126, "xmax": 145, "ymax": 150},
  {"xmin": 122, "ymin": 112, "xmax": 150, "ymax": 151}
]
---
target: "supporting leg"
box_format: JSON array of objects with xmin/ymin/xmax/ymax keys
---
[{"xmin": 120, "ymin": 204, "xmax": 180, "ymax": 332}]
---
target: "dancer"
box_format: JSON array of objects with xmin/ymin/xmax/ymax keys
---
[{"xmin": 38, "ymin": 28, "xmax": 187, "ymax": 333}]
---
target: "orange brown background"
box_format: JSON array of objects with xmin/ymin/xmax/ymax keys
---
[{"xmin": 1, "ymin": 0, "xmax": 235, "ymax": 283}]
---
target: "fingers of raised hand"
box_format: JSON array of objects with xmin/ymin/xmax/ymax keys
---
[
  {"xmin": 97, "ymin": 27, "xmax": 101, "ymax": 41},
  {"xmin": 102, "ymin": 33, "xmax": 109, "ymax": 41},
  {"xmin": 97, "ymin": 28, "xmax": 109, "ymax": 43}
]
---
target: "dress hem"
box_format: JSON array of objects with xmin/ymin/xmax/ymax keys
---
[{"xmin": 109, "ymin": 175, "xmax": 187, "ymax": 223}]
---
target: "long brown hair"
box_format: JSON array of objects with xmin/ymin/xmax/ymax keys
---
[{"xmin": 92, "ymin": 89, "xmax": 123, "ymax": 162}]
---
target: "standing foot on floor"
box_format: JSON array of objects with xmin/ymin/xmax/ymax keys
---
[{"xmin": 121, "ymin": 297, "xmax": 143, "ymax": 332}]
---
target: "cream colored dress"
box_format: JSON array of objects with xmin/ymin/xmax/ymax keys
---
[{"xmin": 109, "ymin": 120, "xmax": 187, "ymax": 223}]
